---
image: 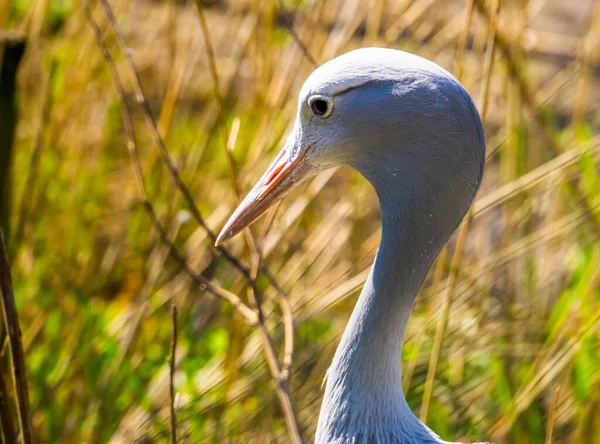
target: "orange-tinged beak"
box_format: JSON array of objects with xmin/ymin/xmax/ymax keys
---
[{"xmin": 215, "ymin": 143, "xmax": 315, "ymax": 246}]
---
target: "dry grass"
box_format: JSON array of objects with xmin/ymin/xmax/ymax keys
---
[{"xmin": 1, "ymin": 0, "xmax": 600, "ymax": 442}]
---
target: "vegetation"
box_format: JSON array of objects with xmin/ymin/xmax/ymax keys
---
[{"xmin": 1, "ymin": 0, "xmax": 600, "ymax": 442}]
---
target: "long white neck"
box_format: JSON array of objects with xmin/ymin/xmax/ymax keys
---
[{"xmin": 315, "ymin": 164, "xmax": 470, "ymax": 444}]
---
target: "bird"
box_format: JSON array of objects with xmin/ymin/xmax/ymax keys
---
[{"xmin": 215, "ymin": 47, "xmax": 486, "ymax": 444}]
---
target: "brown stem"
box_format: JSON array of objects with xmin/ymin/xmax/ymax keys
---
[
  {"xmin": 0, "ymin": 229, "xmax": 34, "ymax": 444},
  {"xmin": 0, "ymin": 361, "xmax": 17, "ymax": 444},
  {"xmin": 12, "ymin": 62, "xmax": 55, "ymax": 259},
  {"xmin": 277, "ymin": 0, "xmax": 318, "ymax": 67},
  {"xmin": 169, "ymin": 305, "xmax": 178, "ymax": 444},
  {"xmin": 0, "ymin": 33, "xmax": 26, "ymax": 245}
]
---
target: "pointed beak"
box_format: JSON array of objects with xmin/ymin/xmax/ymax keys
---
[{"xmin": 215, "ymin": 143, "xmax": 315, "ymax": 246}]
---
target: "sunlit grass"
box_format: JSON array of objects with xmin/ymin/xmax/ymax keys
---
[{"xmin": 1, "ymin": 0, "xmax": 600, "ymax": 442}]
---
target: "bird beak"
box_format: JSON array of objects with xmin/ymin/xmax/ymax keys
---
[{"xmin": 215, "ymin": 142, "xmax": 315, "ymax": 246}]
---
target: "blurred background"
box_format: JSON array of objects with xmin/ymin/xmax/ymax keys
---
[{"xmin": 1, "ymin": 0, "xmax": 600, "ymax": 442}]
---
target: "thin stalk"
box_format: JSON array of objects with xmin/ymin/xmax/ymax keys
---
[
  {"xmin": 544, "ymin": 386, "xmax": 559, "ymax": 444},
  {"xmin": 170, "ymin": 305, "xmax": 178, "ymax": 444},
  {"xmin": 0, "ymin": 339, "xmax": 17, "ymax": 443},
  {"xmin": 0, "ymin": 229, "xmax": 34, "ymax": 444}
]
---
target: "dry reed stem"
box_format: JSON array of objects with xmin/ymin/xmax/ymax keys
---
[
  {"xmin": 545, "ymin": 386, "xmax": 559, "ymax": 444},
  {"xmin": 170, "ymin": 305, "xmax": 178, "ymax": 444},
  {"xmin": 453, "ymin": 0, "xmax": 475, "ymax": 80},
  {"xmin": 277, "ymin": 0, "xmax": 318, "ymax": 67},
  {"xmin": 12, "ymin": 61, "xmax": 54, "ymax": 259},
  {"xmin": 0, "ymin": 364, "xmax": 17, "ymax": 444},
  {"xmin": 476, "ymin": 0, "xmax": 501, "ymax": 123},
  {"xmin": 419, "ymin": 210, "xmax": 474, "ymax": 422},
  {"xmin": 0, "ymin": 229, "xmax": 34, "ymax": 444},
  {"xmin": 569, "ymin": 0, "xmax": 600, "ymax": 133},
  {"xmin": 381, "ymin": 0, "xmax": 437, "ymax": 43},
  {"xmin": 157, "ymin": 21, "xmax": 195, "ymax": 139}
]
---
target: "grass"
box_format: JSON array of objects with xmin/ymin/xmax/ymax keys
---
[{"xmin": 1, "ymin": 0, "xmax": 600, "ymax": 442}]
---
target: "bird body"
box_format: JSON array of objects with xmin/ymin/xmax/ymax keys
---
[{"xmin": 217, "ymin": 48, "xmax": 485, "ymax": 444}]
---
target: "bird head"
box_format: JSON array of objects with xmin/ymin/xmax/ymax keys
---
[{"xmin": 215, "ymin": 48, "xmax": 485, "ymax": 246}]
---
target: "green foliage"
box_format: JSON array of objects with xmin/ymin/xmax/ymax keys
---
[{"xmin": 1, "ymin": 1, "xmax": 600, "ymax": 443}]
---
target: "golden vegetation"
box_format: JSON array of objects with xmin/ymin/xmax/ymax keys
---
[{"xmin": 1, "ymin": 0, "xmax": 600, "ymax": 442}]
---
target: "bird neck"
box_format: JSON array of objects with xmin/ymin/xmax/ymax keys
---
[{"xmin": 316, "ymin": 168, "xmax": 457, "ymax": 443}]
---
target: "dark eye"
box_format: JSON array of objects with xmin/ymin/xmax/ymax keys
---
[
  {"xmin": 311, "ymin": 99, "xmax": 329, "ymax": 116},
  {"xmin": 309, "ymin": 96, "xmax": 333, "ymax": 118}
]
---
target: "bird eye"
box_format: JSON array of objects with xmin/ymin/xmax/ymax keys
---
[{"xmin": 309, "ymin": 96, "xmax": 333, "ymax": 118}]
